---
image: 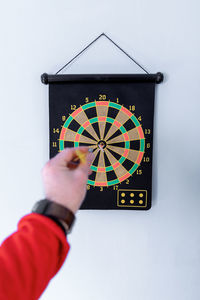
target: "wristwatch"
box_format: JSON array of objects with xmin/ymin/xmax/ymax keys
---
[{"xmin": 32, "ymin": 199, "xmax": 75, "ymax": 234}]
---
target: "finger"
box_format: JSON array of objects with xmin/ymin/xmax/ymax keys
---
[
  {"xmin": 79, "ymin": 151, "xmax": 95, "ymax": 170},
  {"xmin": 88, "ymin": 168, "xmax": 93, "ymax": 175},
  {"xmin": 73, "ymin": 151, "xmax": 94, "ymax": 183},
  {"xmin": 87, "ymin": 152, "xmax": 95, "ymax": 164},
  {"xmin": 84, "ymin": 152, "xmax": 95, "ymax": 169}
]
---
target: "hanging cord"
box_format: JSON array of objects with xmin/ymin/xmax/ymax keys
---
[{"xmin": 55, "ymin": 33, "xmax": 149, "ymax": 75}]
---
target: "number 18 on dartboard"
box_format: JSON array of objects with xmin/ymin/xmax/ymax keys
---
[{"xmin": 42, "ymin": 73, "xmax": 163, "ymax": 210}]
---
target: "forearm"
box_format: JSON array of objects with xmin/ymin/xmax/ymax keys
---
[{"xmin": 0, "ymin": 213, "xmax": 70, "ymax": 300}]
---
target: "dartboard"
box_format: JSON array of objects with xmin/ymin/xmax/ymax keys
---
[
  {"xmin": 47, "ymin": 74, "xmax": 157, "ymax": 210},
  {"xmin": 59, "ymin": 101, "xmax": 145, "ymax": 187}
]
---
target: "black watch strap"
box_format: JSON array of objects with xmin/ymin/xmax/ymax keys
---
[{"xmin": 32, "ymin": 199, "xmax": 75, "ymax": 234}]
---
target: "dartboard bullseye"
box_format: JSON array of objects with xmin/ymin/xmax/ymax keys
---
[{"xmin": 59, "ymin": 101, "xmax": 145, "ymax": 187}]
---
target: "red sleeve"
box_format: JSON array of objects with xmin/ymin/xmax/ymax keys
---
[{"xmin": 0, "ymin": 213, "xmax": 70, "ymax": 300}]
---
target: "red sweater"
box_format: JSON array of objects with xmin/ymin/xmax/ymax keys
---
[{"xmin": 0, "ymin": 213, "xmax": 70, "ymax": 300}]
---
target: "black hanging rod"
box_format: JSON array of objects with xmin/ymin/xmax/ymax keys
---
[{"xmin": 41, "ymin": 72, "xmax": 164, "ymax": 84}]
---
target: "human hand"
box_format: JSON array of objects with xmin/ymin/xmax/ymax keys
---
[{"xmin": 42, "ymin": 147, "xmax": 94, "ymax": 214}]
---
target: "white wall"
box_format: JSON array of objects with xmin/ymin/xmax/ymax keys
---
[{"xmin": 0, "ymin": 0, "xmax": 200, "ymax": 299}]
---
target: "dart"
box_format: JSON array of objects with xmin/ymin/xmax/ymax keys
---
[
  {"xmin": 67, "ymin": 148, "xmax": 93, "ymax": 169},
  {"xmin": 98, "ymin": 142, "xmax": 105, "ymax": 152}
]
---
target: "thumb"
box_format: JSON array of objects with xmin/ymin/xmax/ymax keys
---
[{"xmin": 76, "ymin": 151, "xmax": 95, "ymax": 173}]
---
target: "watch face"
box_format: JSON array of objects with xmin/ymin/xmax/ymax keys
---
[
  {"xmin": 32, "ymin": 200, "xmax": 75, "ymax": 233},
  {"xmin": 32, "ymin": 200, "xmax": 49, "ymax": 214}
]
